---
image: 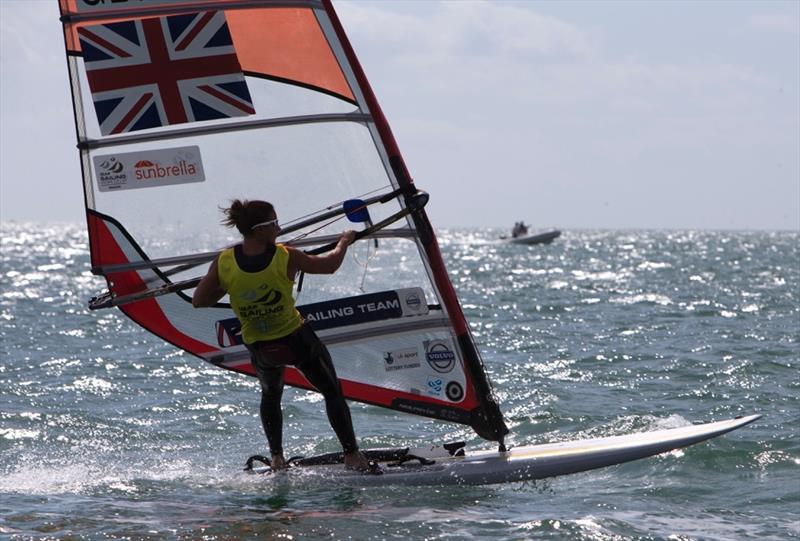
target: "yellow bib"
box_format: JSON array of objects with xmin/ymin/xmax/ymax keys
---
[{"xmin": 217, "ymin": 244, "xmax": 302, "ymax": 343}]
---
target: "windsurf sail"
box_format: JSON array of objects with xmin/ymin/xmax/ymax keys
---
[{"xmin": 58, "ymin": 0, "xmax": 508, "ymax": 445}]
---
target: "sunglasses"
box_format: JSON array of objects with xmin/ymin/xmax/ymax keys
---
[{"xmin": 252, "ymin": 218, "xmax": 279, "ymax": 229}]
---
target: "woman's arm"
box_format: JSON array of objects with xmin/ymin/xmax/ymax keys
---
[
  {"xmin": 192, "ymin": 257, "xmax": 226, "ymax": 307},
  {"xmin": 286, "ymin": 230, "xmax": 356, "ymax": 280}
]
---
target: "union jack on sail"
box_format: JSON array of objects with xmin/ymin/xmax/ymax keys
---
[{"xmin": 78, "ymin": 11, "xmax": 255, "ymax": 135}]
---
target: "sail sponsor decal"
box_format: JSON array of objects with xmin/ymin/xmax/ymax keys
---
[
  {"xmin": 446, "ymin": 381, "xmax": 464, "ymax": 401},
  {"xmin": 214, "ymin": 288, "xmax": 429, "ymax": 347},
  {"xmin": 423, "ymin": 378, "xmax": 463, "ymax": 402},
  {"xmin": 400, "ymin": 288, "xmax": 425, "ymax": 314},
  {"xmin": 424, "ymin": 339, "xmax": 456, "ymax": 373},
  {"xmin": 426, "ymin": 376, "xmax": 443, "ymax": 397},
  {"xmin": 392, "ymin": 398, "xmax": 471, "ymax": 424},
  {"xmin": 383, "ymin": 347, "xmax": 421, "ymax": 372},
  {"xmin": 298, "ymin": 288, "xmax": 428, "ymax": 331},
  {"xmin": 93, "ymin": 146, "xmax": 205, "ymax": 191},
  {"xmin": 78, "ymin": 10, "xmax": 254, "ymax": 135}
]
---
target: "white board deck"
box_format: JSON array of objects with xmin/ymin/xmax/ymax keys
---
[{"xmin": 250, "ymin": 415, "xmax": 760, "ymax": 486}]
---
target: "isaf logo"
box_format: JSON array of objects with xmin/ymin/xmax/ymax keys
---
[
  {"xmin": 238, "ymin": 285, "xmax": 285, "ymax": 320},
  {"xmin": 241, "ymin": 285, "xmax": 282, "ymax": 305},
  {"xmin": 424, "ymin": 339, "xmax": 456, "ymax": 373},
  {"xmin": 96, "ymin": 156, "xmax": 128, "ymax": 189},
  {"xmin": 99, "ymin": 157, "xmax": 123, "ymax": 173}
]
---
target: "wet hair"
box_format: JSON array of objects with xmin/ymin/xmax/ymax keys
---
[{"xmin": 222, "ymin": 199, "xmax": 275, "ymax": 236}]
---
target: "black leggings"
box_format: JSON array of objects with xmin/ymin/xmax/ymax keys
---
[{"xmin": 246, "ymin": 325, "xmax": 358, "ymax": 456}]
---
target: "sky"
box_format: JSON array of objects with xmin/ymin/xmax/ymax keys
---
[{"xmin": 1, "ymin": 0, "xmax": 798, "ymax": 230}]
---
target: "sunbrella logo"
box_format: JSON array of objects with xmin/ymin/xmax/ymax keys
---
[
  {"xmin": 93, "ymin": 146, "xmax": 205, "ymax": 192},
  {"xmin": 425, "ymin": 340, "xmax": 456, "ymax": 373},
  {"xmin": 134, "ymin": 159, "xmax": 199, "ymax": 181}
]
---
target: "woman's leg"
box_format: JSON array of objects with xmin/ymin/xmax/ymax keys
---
[
  {"xmin": 249, "ymin": 344, "xmax": 286, "ymax": 456},
  {"xmin": 292, "ymin": 328, "xmax": 358, "ymax": 454}
]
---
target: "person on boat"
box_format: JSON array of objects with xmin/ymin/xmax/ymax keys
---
[
  {"xmin": 192, "ymin": 199, "xmax": 376, "ymax": 473},
  {"xmin": 512, "ymin": 221, "xmax": 529, "ymax": 238}
]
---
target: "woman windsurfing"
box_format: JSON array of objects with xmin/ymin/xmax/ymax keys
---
[{"xmin": 192, "ymin": 199, "xmax": 378, "ymax": 474}]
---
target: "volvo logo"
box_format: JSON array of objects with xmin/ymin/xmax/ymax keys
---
[
  {"xmin": 404, "ymin": 291, "xmax": 422, "ymax": 311},
  {"xmin": 425, "ymin": 340, "xmax": 456, "ymax": 373}
]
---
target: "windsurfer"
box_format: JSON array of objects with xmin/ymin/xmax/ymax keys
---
[{"xmin": 192, "ymin": 199, "xmax": 378, "ymax": 474}]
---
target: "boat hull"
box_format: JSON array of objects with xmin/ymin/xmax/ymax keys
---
[{"xmin": 508, "ymin": 230, "xmax": 561, "ymax": 245}]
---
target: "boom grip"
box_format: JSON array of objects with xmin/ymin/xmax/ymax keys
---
[{"xmin": 307, "ymin": 191, "xmax": 428, "ymax": 255}]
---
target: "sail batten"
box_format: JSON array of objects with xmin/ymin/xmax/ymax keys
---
[
  {"xmin": 92, "ymin": 228, "xmax": 418, "ymax": 276},
  {"xmin": 78, "ymin": 112, "xmax": 372, "ymax": 150},
  {"xmin": 59, "ymin": 0, "xmax": 508, "ymax": 444}
]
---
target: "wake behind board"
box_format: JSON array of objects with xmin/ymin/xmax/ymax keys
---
[{"xmin": 247, "ymin": 415, "xmax": 760, "ymax": 487}]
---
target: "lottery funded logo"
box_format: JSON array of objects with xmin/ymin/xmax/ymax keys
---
[
  {"xmin": 424, "ymin": 339, "xmax": 456, "ymax": 373},
  {"xmin": 383, "ymin": 347, "xmax": 421, "ymax": 372}
]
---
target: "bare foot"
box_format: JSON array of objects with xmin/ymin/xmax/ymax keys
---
[
  {"xmin": 270, "ymin": 453, "xmax": 288, "ymax": 471},
  {"xmin": 344, "ymin": 450, "xmax": 382, "ymax": 474}
]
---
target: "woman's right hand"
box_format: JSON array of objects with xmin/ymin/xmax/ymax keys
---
[
  {"xmin": 340, "ymin": 230, "xmax": 356, "ymax": 246},
  {"xmin": 286, "ymin": 229, "xmax": 358, "ymax": 277}
]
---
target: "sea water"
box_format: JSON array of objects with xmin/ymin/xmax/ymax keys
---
[{"xmin": 1, "ymin": 223, "xmax": 798, "ymax": 540}]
